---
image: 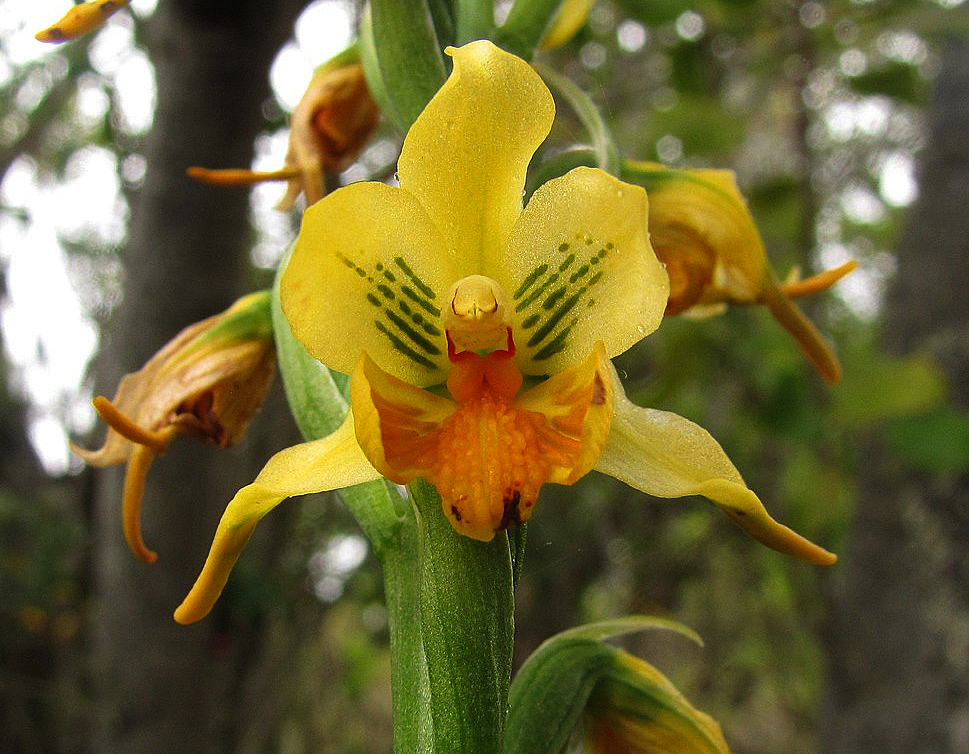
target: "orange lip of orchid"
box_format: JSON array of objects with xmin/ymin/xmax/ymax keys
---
[
  {"xmin": 350, "ymin": 274, "xmax": 616, "ymax": 540},
  {"xmin": 173, "ymin": 41, "xmax": 835, "ymax": 626}
]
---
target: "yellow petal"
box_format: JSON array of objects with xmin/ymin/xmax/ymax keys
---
[
  {"xmin": 499, "ymin": 167, "xmax": 668, "ymax": 374},
  {"xmin": 595, "ymin": 365, "xmax": 836, "ymax": 565},
  {"xmin": 586, "ymin": 652, "xmax": 732, "ymax": 754},
  {"xmin": 396, "ymin": 40, "xmax": 554, "ymax": 277},
  {"xmin": 174, "ymin": 414, "xmax": 380, "ymax": 624},
  {"xmin": 282, "ymin": 181, "xmax": 455, "ymax": 386}
]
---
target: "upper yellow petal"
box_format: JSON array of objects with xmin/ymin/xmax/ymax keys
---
[
  {"xmin": 174, "ymin": 413, "xmax": 380, "ymax": 624},
  {"xmin": 595, "ymin": 365, "xmax": 836, "ymax": 565},
  {"xmin": 498, "ymin": 167, "xmax": 668, "ymax": 374},
  {"xmin": 282, "ymin": 181, "xmax": 455, "ymax": 385},
  {"xmin": 396, "ymin": 40, "xmax": 555, "ymax": 276}
]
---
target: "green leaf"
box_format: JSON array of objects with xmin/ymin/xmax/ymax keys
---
[
  {"xmin": 365, "ymin": 0, "xmax": 448, "ymax": 132},
  {"xmin": 847, "ymin": 62, "xmax": 924, "ymax": 105},
  {"xmin": 886, "ymin": 409, "xmax": 969, "ymax": 474},
  {"xmin": 505, "ymin": 617, "xmax": 701, "ymax": 754},
  {"xmin": 833, "ymin": 349, "xmax": 946, "ymax": 429},
  {"xmin": 455, "ymin": 0, "xmax": 494, "ymax": 43}
]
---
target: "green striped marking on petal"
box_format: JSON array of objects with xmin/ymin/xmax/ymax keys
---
[
  {"xmin": 337, "ymin": 252, "xmax": 443, "ymax": 370},
  {"xmin": 513, "ymin": 235, "xmax": 611, "ymax": 361}
]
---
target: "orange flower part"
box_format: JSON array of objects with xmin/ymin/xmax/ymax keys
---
[
  {"xmin": 350, "ymin": 277, "xmax": 615, "ymax": 540},
  {"xmin": 73, "ymin": 292, "xmax": 275, "ymax": 563},
  {"xmin": 188, "ymin": 61, "xmax": 379, "ymax": 210},
  {"xmin": 36, "ymin": 0, "xmax": 130, "ymax": 43}
]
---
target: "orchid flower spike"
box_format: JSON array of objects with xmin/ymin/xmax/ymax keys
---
[{"xmin": 175, "ymin": 41, "xmax": 836, "ymax": 625}]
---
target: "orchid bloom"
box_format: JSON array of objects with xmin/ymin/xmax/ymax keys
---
[
  {"xmin": 625, "ymin": 161, "xmax": 856, "ymax": 383},
  {"xmin": 73, "ymin": 292, "xmax": 275, "ymax": 564},
  {"xmin": 174, "ymin": 41, "xmax": 835, "ymax": 625},
  {"xmin": 188, "ymin": 59, "xmax": 379, "ymax": 210}
]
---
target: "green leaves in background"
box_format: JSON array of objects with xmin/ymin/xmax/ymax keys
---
[
  {"xmin": 847, "ymin": 61, "xmax": 924, "ymax": 105},
  {"xmin": 886, "ymin": 409, "xmax": 969, "ymax": 475},
  {"xmin": 833, "ymin": 347, "xmax": 945, "ymax": 429}
]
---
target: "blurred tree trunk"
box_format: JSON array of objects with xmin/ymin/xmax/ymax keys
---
[
  {"xmin": 89, "ymin": 2, "xmax": 305, "ymax": 753},
  {"xmin": 822, "ymin": 39, "xmax": 969, "ymax": 754}
]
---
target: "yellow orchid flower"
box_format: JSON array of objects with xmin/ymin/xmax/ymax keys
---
[
  {"xmin": 36, "ymin": 0, "xmax": 131, "ymax": 43},
  {"xmin": 188, "ymin": 59, "xmax": 379, "ymax": 210},
  {"xmin": 73, "ymin": 292, "xmax": 276, "ymax": 564},
  {"xmin": 175, "ymin": 41, "xmax": 835, "ymax": 625},
  {"xmin": 626, "ymin": 161, "xmax": 855, "ymax": 384}
]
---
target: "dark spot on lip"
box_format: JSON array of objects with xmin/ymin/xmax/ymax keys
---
[
  {"xmin": 450, "ymin": 505, "xmax": 462, "ymax": 522},
  {"xmin": 592, "ymin": 372, "xmax": 606, "ymax": 405},
  {"xmin": 498, "ymin": 490, "xmax": 522, "ymax": 530}
]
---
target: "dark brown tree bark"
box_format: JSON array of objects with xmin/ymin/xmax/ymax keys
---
[
  {"xmin": 89, "ymin": 2, "xmax": 306, "ymax": 753},
  {"xmin": 822, "ymin": 39, "xmax": 969, "ymax": 754}
]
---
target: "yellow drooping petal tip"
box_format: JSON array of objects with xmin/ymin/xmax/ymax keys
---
[
  {"xmin": 698, "ymin": 479, "xmax": 837, "ymax": 566},
  {"xmin": 173, "ymin": 509, "xmax": 264, "ymax": 625},
  {"xmin": 35, "ymin": 0, "xmax": 131, "ymax": 43}
]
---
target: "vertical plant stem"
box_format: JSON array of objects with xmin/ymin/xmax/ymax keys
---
[
  {"xmin": 410, "ymin": 478, "xmax": 516, "ymax": 754},
  {"xmin": 381, "ymin": 529, "xmax": 434, "ymax": 754},
  {"xmin": 455, "ymin": 0, "xmax": 495, "ymax": 44}
]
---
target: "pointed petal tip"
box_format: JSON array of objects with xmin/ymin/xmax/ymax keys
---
[
  {"xmin": 762, "ymin": 278, "xmax": 843, "ymax": 385},
  {"xmin": 700, "ymin": 479, "xmax": 838, "ymax": 566}
]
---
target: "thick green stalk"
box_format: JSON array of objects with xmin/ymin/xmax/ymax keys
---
[
  {"xmin": 366, "ymin": 0, "xmax": 448, "ymax": 131},
  {"xmin": 381, "ymin": 524, "xmax": 435, "ymax": 754},
  {"xmin": 410, "ymin": 479, "xmax": 516, "ymax": 754},
  {"xmin": 455, "ymin": 0, "xmax": 495, "ymax": 43}
]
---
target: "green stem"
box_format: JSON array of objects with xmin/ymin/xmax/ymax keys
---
[
  {"xmin": 455, "ymin": 0, "xmax": 495, "ymax": 43},
  {"xmin": 367, "ymin": 0, "xmax": 448, "ymax": 131},
  {"xmin": 410, "ymin": 479, "xmax": 516, "ymax": 754},
  {"xmin": 381, "ymin": 525, "xmax": 434, "ymax": 754},
  {"xmin": 533, "ymin": 61, "xmax": 621, "ymax": 177}
]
